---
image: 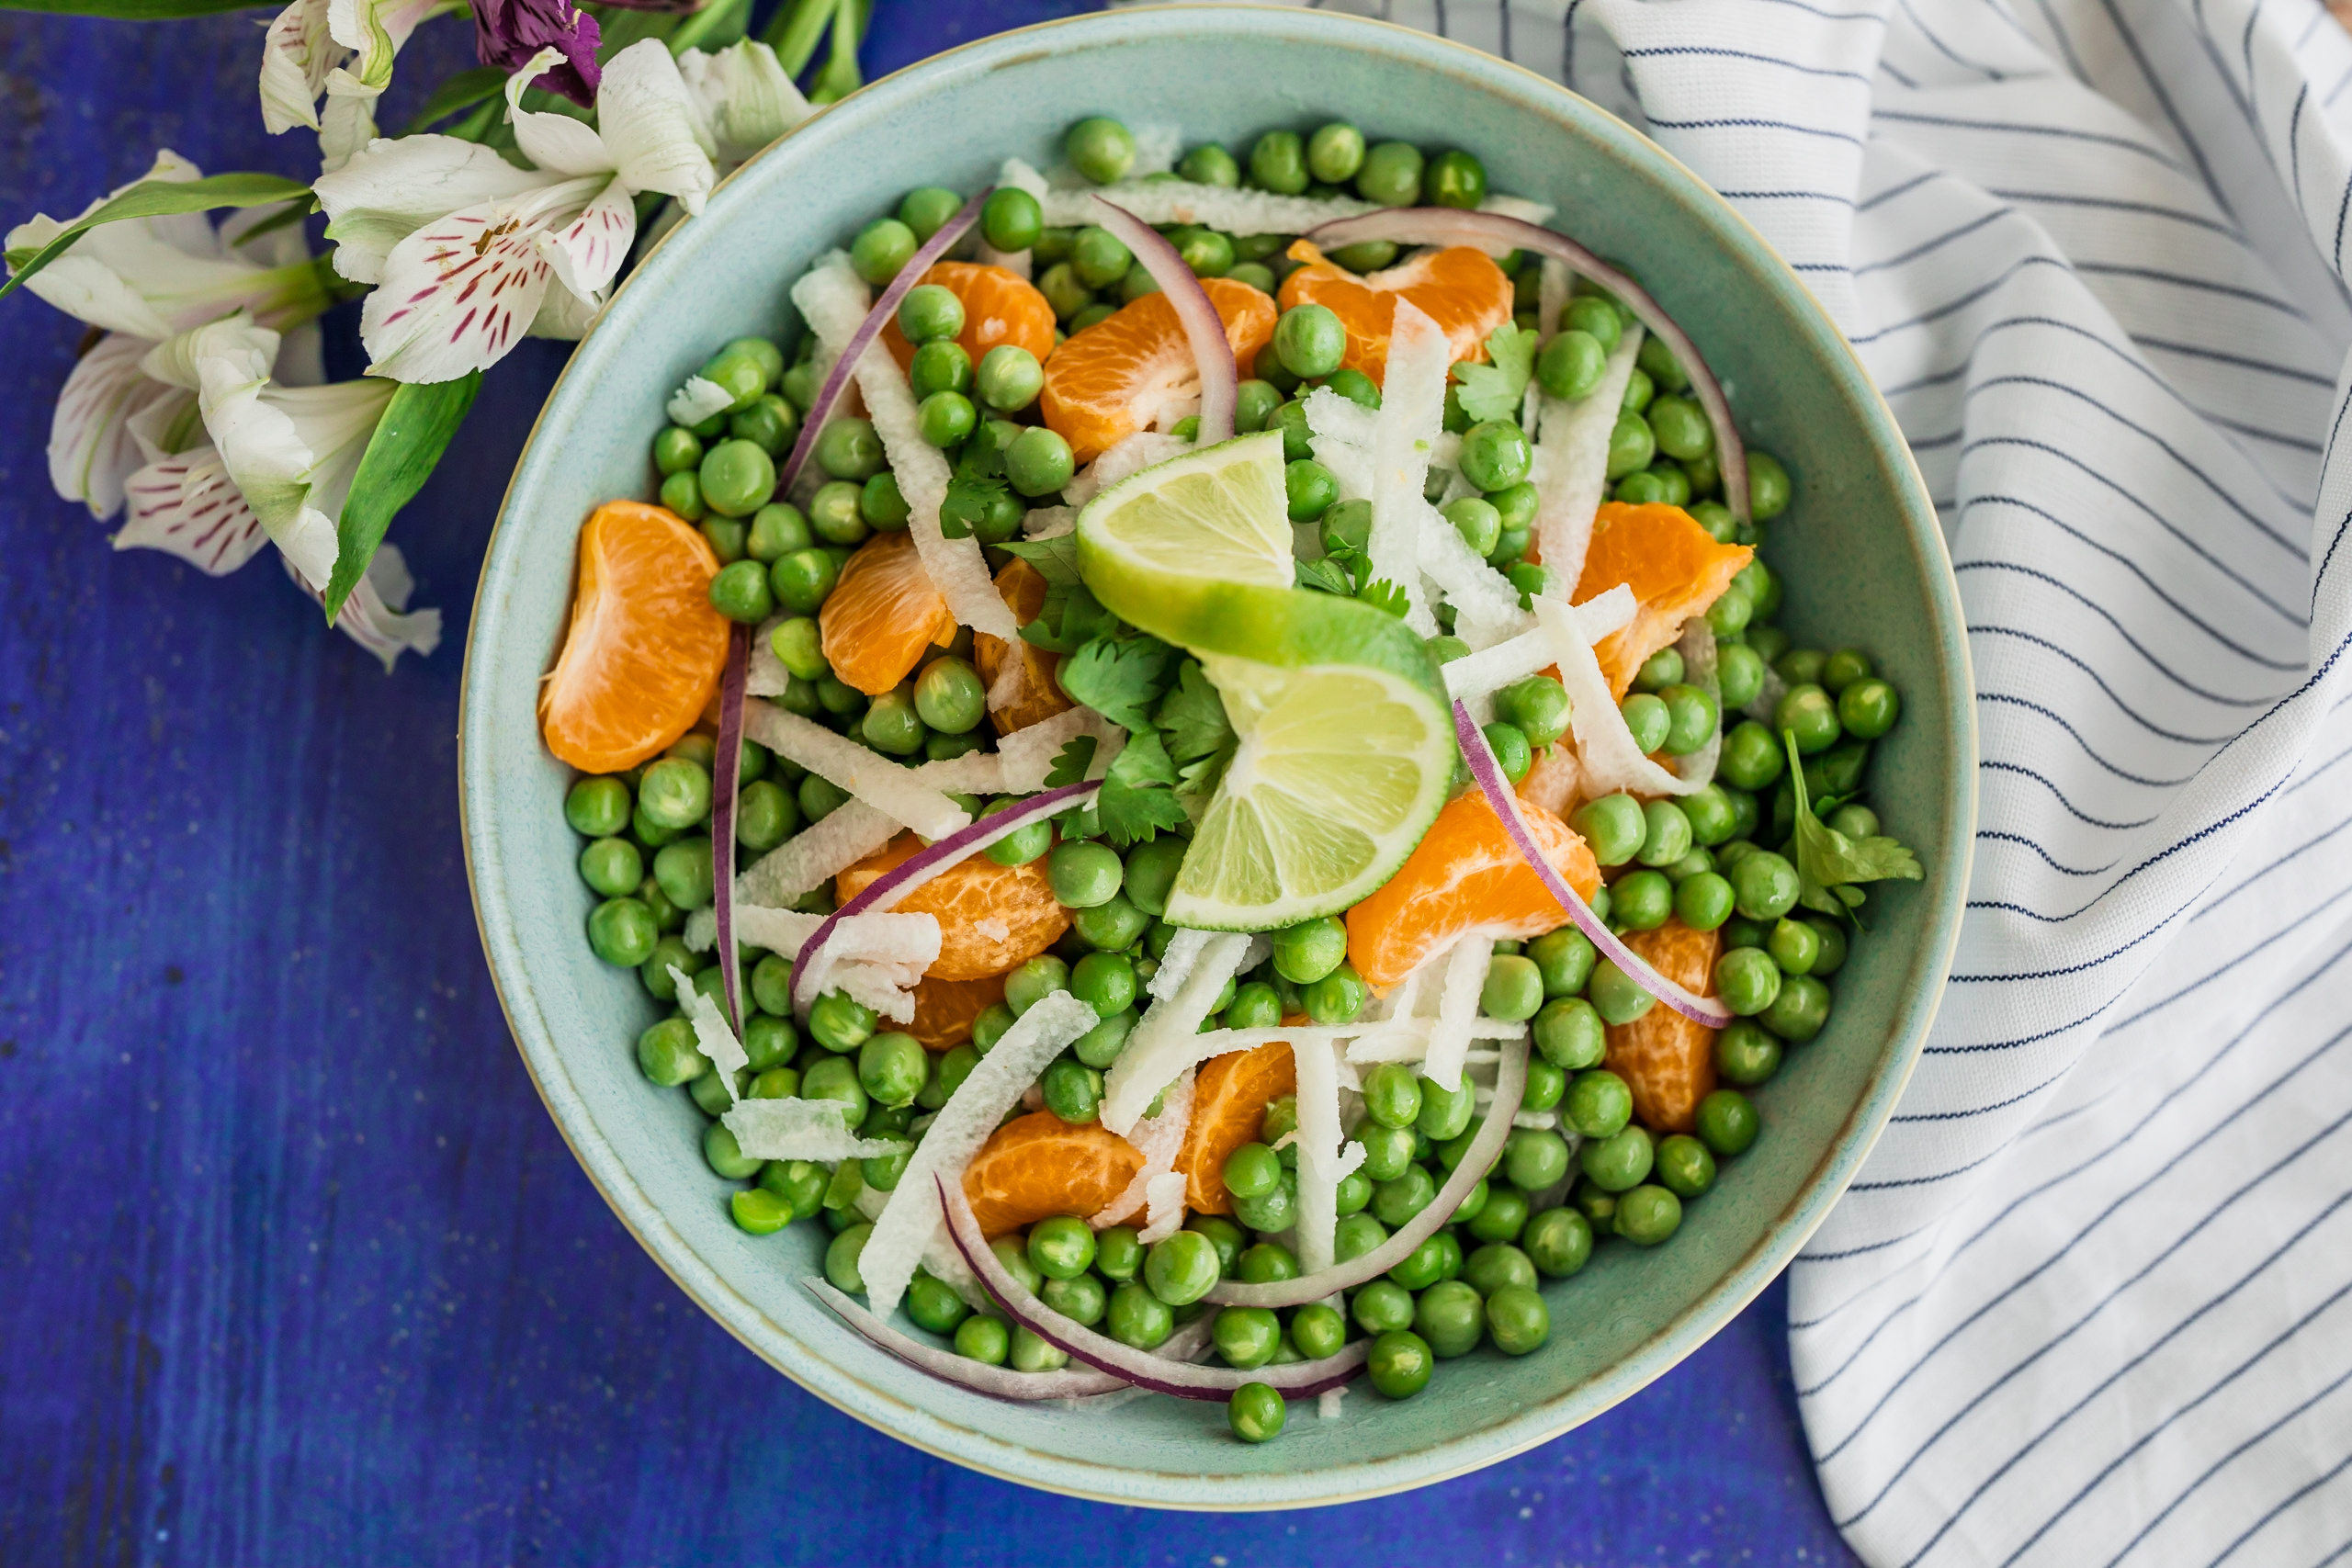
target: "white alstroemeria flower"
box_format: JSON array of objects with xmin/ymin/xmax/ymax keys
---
[
  {"xmin": 6, "ymin": 150, "xmax": 329, "ymax": 342},
  {"xmin": 678, "ymin": 39, "xmax": 810, "ymax": 168},
  {"xmin": 141, "ymin": 314, "xmax": 396, "ymax": 591},
  {"xmin": 280, "ymin": 543, "xmax": 442, "ymax": 671},
  {"xmin": 313, "ymin": 39, "xmax": 717, "ymax": 382},
  {"xmin": 17, "ymin": 151, "xmax": 330, "ymax": 520},
  {"xmin": 261, "ymin": 0, "xmax": 458, "ymax": 174}
]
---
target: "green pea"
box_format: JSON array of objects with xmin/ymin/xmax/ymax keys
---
[
  {"xmin": 797, "ymin": 771, "xmax": 851, "ymax": 823},
  {"xmin": 1199, "ymin": 1304, "xmax": 1279, "ymax": 1372},
  {"xmin": 1424, "ymin": 149, "xmax": 1487, "ymax": 208},
  {"xmin": 1712, "ymin": 722, "xmax": 1779, "ymax": 793},
  {"xmin": 1261, "ymin": 916, "xmax": 1345, "ymax": 987},
  {"xmin": 706, "ymin": 1120, "xmax": 766, "ymax": 1179},
  {"xmin": 1713, "ymin": 1019, "xmax": 1781, "ymax": 1087},
  {"xmin": 1412, "ymin": 1279, "xmax": 1484, "ymax": 1359},
  {"xmin": 1581, "ymin": 1122, "xmax": 1655, "ymax": 1192},
  {"xmin": 1334, "ymin": 1212, "xmax": 1389, "ymax": 1264},
  {"xmin": 1521, "ymin": 1207, "xmax": 1590, "ymax": 1279},
  {"xmin": 1771, "ymin": 685, "xmax": 1839, "ymax": 757},
  {"xmin": 980, "ymin": 186, "xmax": 1043, "ymax": 252},
  {"xmin": 908, "ymin": 385, "xmax": 973, "ymax": 448},
  {"xmin": 1036, "ymin": 260, "xmax": 1094, "ymax": 321},
  {"xmin": 808, "ymin": 989, "xmax": 877, "ymax": 1055},
  {"xmin": 1495, "ymin": 676, "xmax": 1571, "ymax": 750},
  {"xmin": 1665, "ymin": 871, "xmax": 1730, "ymax": 933},
  {"xmin": 564, "ymin": 778, "xmax": 630, "ymax": 841},
  {"xmin": 1640, "ymin": 392, "xmax": 1707, "ymax": 461},
  {"xmin": 654, "ymin": 425, "xmax": 704, "ymax": 478},
  {"xmin": 1356, "ymin": 141, "xmax": 1424, "ymax": 207},
  {"xmin": 1220, "ymin": 1141, "xmax": 1281, "ymax": 1203},
  {"xmin": 978, "ymin": 799, "xmax": 1052, "ymax": 867},
  {"xmin": 1572, "ymin": 792, "xmax": 1647, "ymax": 866},
  {"xmin": 1479, "ymin": 954, "xmax": 1545, "ymax": 1022},
  {"xmin": 1707, "ymin": 646, "xmax": 1762, "ymax": 717},
  {"xmin": 887, "ymin": 1269, "xmax": 969, "ymax": 1339},
  {"xmin": 1222, "ymin": 981, "xmax": 1282, "ymax": 1032},
  {"xmin": 851, "ymin": 219, "xmax": 917, "ymax": 286},
  {"xmin": 1459, "ymin": 420, "xmax": 1533, "ymax": 491},
  {"xmin": 635, "ymin": 1017, "xmax": 703, "ymax": 1086},
  {"xmin": 1714, "ymin": 947, "xmax": 1784, "ymax": 1018},
  {"xmin": 1001, "ymin": 426, "xmax": 1072, "ymax": 498},
  {"xmin": 1329, "ymin": 238, "xmax": 1399, "ymax": 273},
  {"xmin": 1623, "ymin": 804, "xmax": 1687, "ymax": 875},
  {"xmin": 1566, "ymin": 1068, "xmax": 1633, "ymax": 1139},
  {"xmin": 1071, "ymin": 893, "xmax": 1148, "ymax": 952},
  {"xmin": 1354, "ymin": 1122, "xmax": 1412, "ymax": 1183},
  {"xmin": 1763, "ymin": 973, "xmax": 1833, "ymax": 1043},
  {"xmin": 1689, "ymin": 1093, "xmax": 1756, "ymax": 1163},
  {"xmin": 1747, "ymin": 451, "xmax": 1792, "ymax": 519},
  {"xmin": 1414, "ymin": 1073, "xmax": 1475, "ymax": 1143},
  {"xmin": 1652, "ymin": 685, "xmax": 1716, "ymax": 760},
  {"xmin": 1729, "ymin": 850, "xmax": 1799, "ymax": 923},
  {"xmin": 1527, "ymin": 331, "xmax": 1601, "ymax": 404},
  {"xmin": 1274, "ymin": 1303, "xmax": 1339, "ymax": 1366},
  {"xmin": 1065, "ymin": 116, "xmax": 1136, "ymax": 183},
  {"xmin": 1689, "ymin": 495, "xmax": 1736, "ymax": 540},
  {"xmin": 1144, "ymin": 1228, "xmax": 1221, "ymax": 1306},
  {"xmin": 1057, "ymin": 950, "xmax": 1131, "ymax": 1020},
  {"xmin": 588, "ymin": 897, "xmax": 664, "ymax": 980},
  {"xmin": 1385, "ymin": 1229, "xmax": 1449, "ymax": 1291},
  {"xmin": 1489, "ymin": 525, "xmax": 1532, "ymax": 567},
  {"xmin": 1528, "ymin": 927, "xmax": 1598, "ymax": 998},
  {"xmin": 1219, "ymin": 1381, "xmax": 1283, "ymax": 1443},
  {"xmin": 1043, "ymin": 840, "xmax": 1118, "ymax": 909},
  {"xmin": 1348, "ymin": 1280, "xmax": 1413, "ymax": 1336},
  {"xmin": 1481, "ymin": 720, "xmax": 1533, "ymax": 784},
  {"xmin": 1612, "ymin": 1184, "xmax": 1681, "ymax": 1247},
  {"xmin": 1117, "ymin": 261, "xmax": 1161, "ymax": 305},
  {"xmin": 575, "ymin": 845, "xmax": 647, "ymax": 918},
  {"xmin": 1370, "ymin": 1162, "xmax": 1438, "ymax": 1230},
  {"xmin": 1012, "ymin": 1214, "xmax": 1091, "ymax": 1282},
  {"xmin": 1831, "ymin": 676, "xmax": 1899, "ymax": 741},
  {"xmin": 1706, "ymin": 583, "xmax": 1754, "ymax": 640},
  {"xmin": 1606, "ymin": 410, "xmax": 1657, "ymax": 481},
  {"xmin": 1102, "ymin": 839, "xmax": 1180, "ymax": 922},
  {"xmin": 1036, "ymin": 1055, "xmax": 1101, "ymax": 1124},
  {"xmin": 857, "ymin": 686, "xmax": 925, "ymax": 758},
  {"xmin": 1463, "ymin": 1241, "xmax": 1537, "ymax": 1300},
  {"xmin": 955, "ymin": 1313, "xmax": 1011, "ymax": 1364},
  {"xmin": 1004, "ymin": 954, "xmax": 1070, "ymax": 1017},
  {"xmin": 1352, "ymin": 1062, "xmax": 1419, "ymax": 1132},
  {"xmin": 814, "ymin": 416, "xmax": 884, "ymax": 482},
  {"xmin": 1614, "ymin": 469, "xmax": 1670, "ymax": 506},
  {"xmin": 1758, "ymin": 918, "xmax": 1816, "ymax": 978},
  {"xmin": 639, "ymin": 936, "xmax": 697, "ymax": 1000},
  {"xmin": 1268, "ymin": 303, "xmax": 1343, "ymax": 381},
  {"xmin": 1302, "ymin": 963, "xmax": 1367, "ymax": 1025},
  {"xmin": 1005, "ymin": 1323, "xmax": 1073, "ymax": 1375},
  {"xmin": 699, "ymin": 557, "xmax": 770, "ymax": 624},
  {"xmin": 1242, "ymin": 129, "xmax": 1306, "ymax": 195},
  {"xmin": 1499, "ymin": 1130, "xmax": 1568, "ymax": 1198}
]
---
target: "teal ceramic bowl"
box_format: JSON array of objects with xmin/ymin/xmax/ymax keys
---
[{"xmin": 460, "ymin": 5, "xmax": 1973, "ymax": 1508}]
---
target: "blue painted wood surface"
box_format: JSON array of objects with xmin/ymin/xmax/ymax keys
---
[{"xmin": 0, "ymin": 8, "xmax": 1861, "ymax": 1561}]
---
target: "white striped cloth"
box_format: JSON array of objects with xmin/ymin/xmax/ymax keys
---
[{"xmin": 1188, "ymin": 0, "xmax": 2352, "ymax": 1558}]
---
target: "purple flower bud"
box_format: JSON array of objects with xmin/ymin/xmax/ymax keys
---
[{"xmin": 473, "ymin": 0, "xmax": 604, "ymax": 107}]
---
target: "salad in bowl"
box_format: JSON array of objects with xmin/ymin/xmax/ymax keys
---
[{"xmin": 530, "ymin": 106, "xmax": 1926, "ymax": 1450}]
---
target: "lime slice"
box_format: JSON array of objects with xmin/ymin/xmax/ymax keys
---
[
  {"xmin": 1161, "ymin": 587, "xmax": 1456, "ymax": 931},
  {"xmin": 1075, "ymin": 430, "xmax": 1295, "ymax": 643}
]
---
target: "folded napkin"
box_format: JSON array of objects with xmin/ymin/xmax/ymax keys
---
[{"xmin": 1234, "ymin": 0, "xmax": 2352, "ymax": 1559}]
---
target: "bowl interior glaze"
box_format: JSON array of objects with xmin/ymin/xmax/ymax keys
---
[{"xmin": 460, "ymin": 6, "xmax": 1973, "ymax": 1508}]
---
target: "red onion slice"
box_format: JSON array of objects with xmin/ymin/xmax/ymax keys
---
[
  {"xmin": 1204, "ymin": 1038, "xmax": 1528, "ymax": 1310},
  {"xmin": 1454, "ymin": 700, "xmax": 1734, "ymax": 1029},
  {"xmin": 804, "ymin": 1277, "xmax": 1132, "ymax": 1400},
  {"xmin": 1090, "ymin": 197, "xmax": 1238, "ymax": 445},
  {"xmin": 712, "ymin": 625, "xmax": 752, "ymax": 1029},
  {"xmin": 778, "ymin": 187, "xmax": 991, "ymax": 496},
  {"xmin": 939, "ymin": 1176, "xmax": 1372, "ymax": 1401},
  {"xmin": 1306, "ymin": 209, "xmax": 1749, "ymax": 525},
  {"xmin": 789, "ymin": 779, "xmax": 1101, "ymax": 1016}
]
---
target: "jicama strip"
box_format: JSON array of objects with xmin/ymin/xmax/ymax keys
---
[
  {"xmin": 1146, "ymin": 928, "xmax": 1215, "ymax": 1004},
  {"xmin": 673, "ymin": 965, "xmax": 747, "ymax": 1101},
  {"xmin": 741, "ymin": 699, "xmax": 970, "ymax": 840},
  {"xmin": 1136, "ymin": 1170, "xmax": 1192, "ymax": 1244},
  {"xmin": 1362, "ymin": 299, "xmax": 1445, "ymax": 636},
  {"xmin": 1746, "ymin": 662, "xmax": 1789, "ymax": 724},
  {"xmin": 1010, "ymin": 159, "xmax": 1376, "ymax": 234},
  {"xmin": 792, "ymin": 255, "xmax": 1015, "ymax": 638},
  {"xmin": 666, "ymin": 375, "xmax": 731, "ymax": 427},
  {"xmin": 1101, "ymin": 931, "xmax": 1253, "ymax": 1135},
  {"xmin": 1303, "ymin": 387, "xmax": 1376, "ymax": 500},
  {"xmin": 1532, "ymin": 593, "xmax": 1703, "ymax": 798},
  {"xmin": 995, "ymin": 704, "xmax": 1124, "ymax": 789},
  {"xmin": 857, "ymin": 990, "xmax": 1099, "ymax": 1321},
  {"xmin": 1020, "ymin": 504, "xmax": 1074, "ymax": 540},
  {"xmin": 1292, "ymin": 1034, "xmax": 1355, "ymax": 1280},
  {"xmin": 976, "ymin": 240, "xmax": 1031, "ymax": 279},
  {"xmin": 744, "ymin": 614, "xmax": 790, "ymax": 696},
  {"xmin": 1440, "ymin": 585, "xmax": 1634, "ymax": 705},
  {"xmin": 724, "ymin": 1097, "xmax": 902, "ymax": 1162},
  {"xmin": 1065, "ymin": 432, "xmax": 1190, "ymax": 507},
  {"xmin": 1093, "ymin": 1066, "xmax": 1194, "ymax": 1228},
  {"xmin": 1421, "ymin": 937, "xmax": 1496, "ymax": 1093},
  {"xmin": 1672, "ymin": 620, "xmax": 1724, "ymax": 787},
  {"xmin": 1532, "ymin": 324, "xmax": 1644, "ymax": 593},
  {"xmin": 734, "ymin": 798, "xmax": 897, "ymax": 907}
]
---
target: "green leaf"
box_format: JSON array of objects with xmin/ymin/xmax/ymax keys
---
[
  {"xmin": 669, "ymin": 0, "xmax": 752, "ymax": 55},
  {"xmin": 1176, "ymin": 741, "xmax": 1235, "ymax": 804},
  {"xmin": 1096, "ymin": 730, "xmax": 1191, "ymax": 848},
  {"xmin": 1058, "ymin": 632, "xmax": 1175, "ymax": 732},
  {"xmin": 762, "ymin": 0, "xmax": 834, "ymax": 74},
  {"xmin": 1044, "ymin": 737, "xmax": 1097, "ymax": 789},
  {"xmin": 1019, "ymin": 581, "xmax": 1116, "ymax": 653},
  {"xmin": 1154, "ymin": 660, "xmax": 1233, "ymax": 764},
  {"xmin": 0, "ymin": 0, "xmax": 266, "ymax": 15},
  {"xmin": 1450, "ymin": 323, "xmax": 1539, "ymax": 423},
  {"xmin": 1357, "ymin": 578, "xmax": 1410, "ymax": 619},
  {"xmin": 1784, "ymin": 728, "xmax": 1921, "ymax": 916},
  {"xmin": 995, "ymin": 534, "xmax": 1081, "ymax": 587},
  {"xmin": 230, "ymin": 197, "xmax": 318, "ymax": 247},
  {"xmin": 807, "ymin": 0, "xmax": 865, "ymax": 103},
  {"xmin": 401, "ymin": 67, "xmax": 507, "ymax": 134},
  {"xmin": 1295, "ymin": 556, "xmax": 1353, "ymax": 596},
  {"xmin": 327, "ymin": 373, "xmax": 481, "ymax": 620},
  {"xmin": 3, "ymin": 171, "xmax": 313, "ymax": 306}
]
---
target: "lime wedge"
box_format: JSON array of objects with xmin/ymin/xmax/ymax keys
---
[
  {"xmin": 1162, "ymin": 587, "xmax": 1456, "ymax": 931},
  {"xmin": 1075, "ymin": 430, "xmax": 1295, "ymax": 644}
]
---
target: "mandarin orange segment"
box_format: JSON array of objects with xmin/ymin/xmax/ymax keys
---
[
  {"xmin": 837, "ymin": 832, "xmax": 1069, "ymax": 980},
  {"xmin": 880, "ymin": 261, "xmax": 1057, "ymax": 378},
  {"xmin": 818, "ymin": 530, "xmax": 959, "ymax": 697},
  {"xmin": 972, "ymin": 558, "xmax": 1075, "ymax": 736},
  {"xmin": 908, "ymin": 971, "xmax": 1008, "ymax": 1051},
  {"xmin": 1345, "ymin": 790, "xmax": 1601, "ymax": 990},
  {"xmin": 1571, "ymin": 502, "xmax": 1753, "ymax": 698},
  {"xmin": 1039, "ymin": 277, "xmax": 1277, "ymax": 464},
  {"xmin": 1603, "ymin": 919, "xmax": 1723, "ymax": 1133},
  {"xmin": 1277, "ymin": 242, "xmax": 1513, "ymax": 387},
  {"xmin": 1174, "ymin": 1041, "xmax": 1298, "ymax": 1215},
  {"xmin": 963, "ymin": 1111, "xmax": 1145, "ymax": 1236},
  {"xmin": 538, "ymin": 501, "xmax": 729, "ymax": 773}
]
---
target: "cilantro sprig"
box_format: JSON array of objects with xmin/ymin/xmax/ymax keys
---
[
  {"xmin": 1784, "ymin": 729, "xmax": 1922, "ymax": 921},
  {"xmin": 1451, "ymin": 322, "xmax": 1540, "ymax": 423}
]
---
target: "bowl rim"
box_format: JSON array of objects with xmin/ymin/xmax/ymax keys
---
[{"xmin": 459, "ymin": 2, "xmax": 1976, "ymax": 1509}]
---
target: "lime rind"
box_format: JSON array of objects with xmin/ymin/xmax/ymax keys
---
[{"xmin": 1075, "ymin": 430, "xmax": 1294, "ymax": 642}]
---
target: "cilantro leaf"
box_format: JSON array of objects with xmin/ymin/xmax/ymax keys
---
[
  {"xmin": 1357, "ymin": 578, "xmax": 1410, "ymax": 619},
  {"xmin": 939, "ymin": 468, "xmax": 1010, "ymax": 540},
  {"xmin": 1096, "ymin": 730, "xmax": 1191, "ymax": 847},
  {"xmin": 1295, "ymin": 556, "xmax": 1354, "ymax": 596},
  {"xmin": 1019, "ymin": 581, "xmax": 1117, "ymax": 653},
  {"xmin": 1043, "ymin": 736, "xmax": 1097, "ymax": 788},
  {"xmin": 1451, "ymin": 323, "xmax": 1540, "ymax": 423},
  {"xmin": 1155, "ymin": 660, "xmax": 1235, "ymax": 764},
  {"xmin": 1058, "ymin": 631, "xmax": 1176, "ymax": 731},
  {"xmin": 996, "ymin": 534, "xmax": 1082, "ymax": 588},
  {"xmin": 1785, "ymin": 729, "xmax": 1922, "ymax": 919},
  {"xmin": 1177, "ymin": 740, "xmax": 1236, "ymax": 804}
]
